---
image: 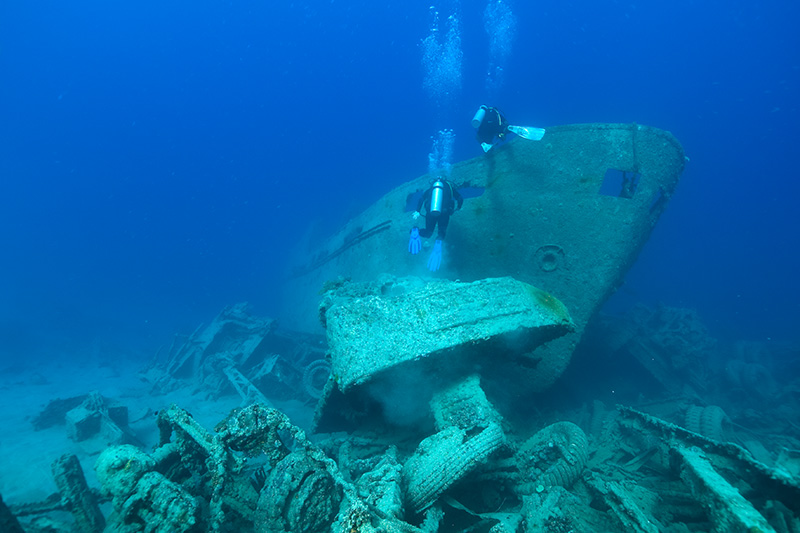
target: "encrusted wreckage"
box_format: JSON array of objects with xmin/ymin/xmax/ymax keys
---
[
  {"xmin": 139, "ymin": 302, "xmax": 331, "ymax": 404},
  {"xmin": 32, "ymin": 390, "xmax": 138, "ymax": 454},
  {"xmin": 314, "ymin": 275, "xmax": 574, "ymax": 432},
  {"xmin": 282, "ymin": 123, "xmax": 687, "ymax": 396},
  {"xmin": 586, "ymin": 303, "xmax": 718, "ymax": 396},
  {"xmin": 6, "ymin": 125, "xmax": 800, "ymax": 530},
  {"xmin": 7, "ymin": 288, "xmax": 800, "ymax": 532},
  {"xmin": 585, "ymin": 303, "xmax": 800, "ymax": 474},
  {"xmin": 10, "ymin": 382, "xmax": 800, "ymax": 532}
]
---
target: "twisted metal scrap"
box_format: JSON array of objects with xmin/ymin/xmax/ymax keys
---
[
  {"xmin": 214, "ymin": 403, "xmax": 384, "ymax": 533},
  {"xmin": 51, "ymin": 454, "xmax": 105, "ymax": 533},
  {"xmin": 583, "ymin": 473, "xmax": 660, "ymax": 533},
  {"xmin": 121, "ymin": 472, "xmax": 200, "ymax": 532},
  {"xmin": 99, "ymin": 401, "xmax": 464, "ymax": 533},
  {"xmin": 157, "ymin": 404, "xmax": 254, "ymax": 531},
  {"xmin": 95, "ymin": 444, "xmax": 200, "ymax": 533},
  {"xmin": 161, "ymin": 402, "xmax": 435, "ymax": 533},
  {"xmin": 617, "ymin": 406, "xmax": 800, "ymax": 519},
  {"xmin": 158, "ymin": 402, "xmax": 359, "ymax": 531},
  {"xmin": 675, "ymin": 446, "xmax": 775, "ymax": 533},
  {"xmin": 0, "ymin": 494, "xmax": 24, "ymax": 533},
  {"xmin": 331, "ymin": 445, "xmax": 438, "ymax": 533}
]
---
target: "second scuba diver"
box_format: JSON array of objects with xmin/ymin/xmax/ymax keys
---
[
  {"xmin": 472, "ymin": 105, "xmax": 546, "ymax": 152},
  {"xmin": 473, "ymin": 105, "xmax": 510, "ymax": 152},
  {"xmin": 408, "ymin": 179, "xmax": 464, "ymax": 272}
]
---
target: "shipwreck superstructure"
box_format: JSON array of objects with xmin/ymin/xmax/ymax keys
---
[
  {"xmin": 283, "ymin": 123, "xmax": 686, "ymax": 392},
  {"xmin": 18, "ymin": 124, "xmax": 800, "ymax": 533}
]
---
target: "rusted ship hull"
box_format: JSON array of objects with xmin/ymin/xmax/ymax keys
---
[{"xmin": 283, "ymin": 123, "xmax": 685, "ymax": 392}]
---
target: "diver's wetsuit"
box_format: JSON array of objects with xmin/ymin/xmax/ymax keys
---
[
  {"xmin": 476, "ymin": 107, "xmax": 509, "ymax": 145},
  {"xmin": 417, "ymin": 180, "xmax": 464, "ymax": 240}
]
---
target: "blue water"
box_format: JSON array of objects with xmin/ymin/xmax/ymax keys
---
[{"xmin": 1, "ymin": 0, "xmax": 798, "ymax": 364}]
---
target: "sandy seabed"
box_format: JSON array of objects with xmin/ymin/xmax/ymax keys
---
[{"xmin": 0, "ymin": 355, "xmax": 311, "ymax": 507}]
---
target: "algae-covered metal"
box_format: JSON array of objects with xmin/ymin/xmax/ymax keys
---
[
  {"xmin": 322, "ymin": 276, "xmax": 573, "ymax": 391},
  {"xmin": 284, "ymin": 122, "xmax": 685, "ymax": 392}
]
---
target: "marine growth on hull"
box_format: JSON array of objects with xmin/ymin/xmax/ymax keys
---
[{"xmin": 5, "ymin": 125, "xmax": 799, "ymax": 532}]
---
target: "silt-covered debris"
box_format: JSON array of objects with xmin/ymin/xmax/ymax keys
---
[{"xmin": 6, "ymin": 287, "xmax": 800, "ymax": 532}]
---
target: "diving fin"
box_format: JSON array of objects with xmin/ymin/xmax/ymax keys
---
[
  {"xmin": 427, "ymin": 240, "xmax": 443, "ymax": 272},
  {"xmin": 481, "ymin": 142, "xmax": 494, "ymax": 152},
  {"xmin": 508, "ymin": 125, "xmax": 545, "ymax": 141}
]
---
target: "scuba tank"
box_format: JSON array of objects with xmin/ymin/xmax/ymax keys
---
[
  {"xmin": 430, "ymin": 180, "xmax": 445, "ymax": 216},
  {"xmin": 472, "ymin": 105, "xmax": 488, "ymax": 129}
]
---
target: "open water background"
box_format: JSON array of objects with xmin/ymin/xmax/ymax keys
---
[{"xmin": 1, "ymin": 0, "xmax": 797, "ymax": 364}]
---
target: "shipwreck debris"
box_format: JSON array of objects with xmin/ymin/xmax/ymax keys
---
[
  {"xmin": 65, "ymin": 391, "xmax": 136, "ymax": 449},
  {"xmin": 11, "ymin": 392, "xmax": 800, "ymax": 532},
  {"xmin": 404, "ymin": 381, "xmax": 509, "ymax": 520},
  {"xmin": 140, "ymin": 302, "xmax": 328, "ymax": 406},
  {"xmin": 675, "ymin": 445, "xmax": 775, "ymax": 532},
  {"xmin": 515, "ymin": 421, "xmax": 589, "ymax": 496},
  {"xmin": 283, "ymin": 123, "xmax": 687, "ymax": 399},
  {"xmin": 587, "ymin": 303, "xmax": 717, "ymax": 397},
  {"xmin": 0, "ymin": 494, "xmax": 24, "ymax": 533},
  {"xmin": 51, "ymin": 454, "xmax": 105, "ymax": 533},
  {"xmin": 314, "ymin": 275, "xmax": 573, "ymax": 433},
  {"xmin": 322, "ymin": 276, "xmax": 573, "ymax": 392},
  {"xmin": 95, "ymin": 444, "xmax": 202, "ymax": 533}
]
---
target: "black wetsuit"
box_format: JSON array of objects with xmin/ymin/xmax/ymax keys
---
[
  {"xmin": 417, "ymin": 181, "xmax": 464, "ymax": 240},
  {"xmin": 476, "ymin": 106, "xmax": 509, "ymax": 145}
]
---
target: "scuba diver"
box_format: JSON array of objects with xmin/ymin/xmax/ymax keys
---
[
  {"xmin": 408, "ymin": 179, "xmax": 464, "ymax": 272},
  {"xmin": 472, "ymin": 105, "xmax": 546, "ymax": 152},
  {"xmin": 473, "ymin": 105, "xmax": 509, "ymax": 151}
]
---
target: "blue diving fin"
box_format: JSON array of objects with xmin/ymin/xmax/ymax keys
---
[{"xmin": 427, "ymin": 240, "xmax": 443, "ymax": 272}]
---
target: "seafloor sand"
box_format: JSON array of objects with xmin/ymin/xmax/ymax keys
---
[{"xmin": 0, "ymin": 355, "xmax": 313, "ymax": 506}]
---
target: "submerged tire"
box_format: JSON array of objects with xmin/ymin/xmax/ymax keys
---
[
  {"xmin": 403, "ymin": 423, "xmax": 505, "ymax": 514},
  {"xmin": 303, "ymin": 359, "xmax": 332, "ymax": 399},
  {"xmin": 255, "ymin": 451, "xmax": 342, "ymax": 533},
  {"xmin": 684, "ymin": 405, "xmax": 730, "ymax": 442},
  {"xmin": 684, "ymin": 405, "xmax": 704, "ymax": 434},
  {"xmin": 515, "ymin": 421, "xmax": 589, "ymax": 495}
]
